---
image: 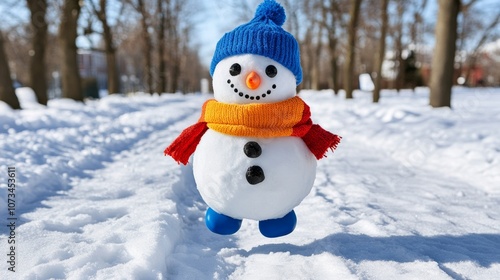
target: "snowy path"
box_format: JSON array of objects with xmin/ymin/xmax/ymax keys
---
[
  {"xmin": 1, "ymin": 89, "xmax": 499, "ymax": 279},
  {"xmin": 5, "ymin": 95, "xmax": 205, "ymax": 279}
]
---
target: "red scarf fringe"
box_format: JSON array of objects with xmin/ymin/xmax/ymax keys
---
[
  {"xmin": 164, "ymin": 123, "xmax": 208, "ymax": 165},
  {"xmin": 302, "ymin": 124, "xmax": 342, "ymax": 160}
]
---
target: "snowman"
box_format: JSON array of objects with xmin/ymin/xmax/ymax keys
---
[{"xmin": 165, "ymin": 0, "xmax": 341, "ymax": 238}]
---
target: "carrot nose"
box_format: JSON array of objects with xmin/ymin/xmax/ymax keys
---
[{"xmin": 246, "ymin": 71, "xmax": 261, "ymax": 90}]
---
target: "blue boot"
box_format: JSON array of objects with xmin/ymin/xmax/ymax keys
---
[
  {"xmin": 259, "ymin": 210, "xmax": 297, "ymax": 238},
  {"xmin": 205, "ymin": 208, "xmax": 242, "ymax": 235}
]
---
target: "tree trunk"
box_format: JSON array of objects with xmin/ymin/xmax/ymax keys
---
[
  {"xmin": 168, "ymin": 11, "xmax": 181, "ymax": 94},
  {"xmin": 331, "ymin": 56, "xmax": 339, "ymax": 94},
  {"xmin": 301, "ymin": 28, "xmax": 313, "ymax": 89},
  {"xmin": 90, "ymin": 0, "xmax": 120, "ymax": 94},
  {"xmin": 137, "ymin": 0, "xmax": 153, "ymax": 94},
  {"xmin": 59, "ymin": 0, "xmax": 83, "ymax": 101},
  {"xmin": 311, "ymin": 24, "xmax": 323, "ymax": 90},
  {"xmin": 323, "ymin": 0, "xmax": 340, "ymax": 95},
  {"xmin": 170, "ymin": 30, "xmax": 181, "ymax": 93},
  {"xmin": 464, "ymin": 55, "xmax": 478, "ymax": 86},
  {"xmin": 105, "ymin": 45, "xmax": 120, "ymax": 94},
  {"xmin": 430, "ymin": 0, "xmax": 460, "ymax": 108},
  {"xmin": 327, "ymin": 31, "xmax": 339, "ymax": 94},
  {"xmin": 0, "ymin": 32, "xmax": 21, "ymax": 109},
  {"xmin": 100, "ymin": 0, "xmax": 120, "ymax": 94},
  {"xmin": 373, "ymin": 0, "xmax": 389, "ymax": 103},
  {"xmin": 394, "ymin": 0, "xmax": 404, "ymax": 92},
  {"xmin": 27, "ymin": 0, "xmax": 48, "ymax": 105},
  {"xmin": 344, "ymin": 0, "xmax": 362, "ymax": 99},
  {"xmin": 156, "ymin": 0, "xmax": 166, "ymax": 94}
]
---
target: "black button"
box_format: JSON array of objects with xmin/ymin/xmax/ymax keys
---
[
  {"xmin": 244, "ymin": 141, "xmax": 262, "ymax": 158},
  {"xmin": 246, "ymin": 166, "xmax": 265, "ymax": 185}
]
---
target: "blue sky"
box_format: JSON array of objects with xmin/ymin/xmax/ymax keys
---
[{"xmin": 193, "ymin": 1, "xmax": 261, "ymax": 67}]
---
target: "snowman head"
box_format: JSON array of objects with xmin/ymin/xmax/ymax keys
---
[
  {"xmin": 210, "ymin": 0, "xmax": 302, "ymax": 104},
  {"xmin": 212, "ymin": 54, "xmax": 296, "ymax": 104}
]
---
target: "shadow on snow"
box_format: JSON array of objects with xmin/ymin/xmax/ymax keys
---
[{"xmin": 244, "ymin": 233, "xmax": 500, "ymax": 267}]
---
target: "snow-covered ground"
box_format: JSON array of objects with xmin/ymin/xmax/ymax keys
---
[{"xmin": 1, "ymin": 87, "xmax": 499, "ymax": 279}]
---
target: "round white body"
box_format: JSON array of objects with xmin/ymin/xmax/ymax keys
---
[{"xmin": 193, "ymin": 130, "xmax": 317, "ymax": 221}]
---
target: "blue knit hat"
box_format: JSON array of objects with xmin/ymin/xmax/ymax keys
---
[{"xmin": 210, "ymin": 0, "xmax": 302, "ymax": 85}]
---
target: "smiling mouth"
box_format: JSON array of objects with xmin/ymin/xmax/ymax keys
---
[{"xmin": 227, "ymin": 79, "xmax": 277, "ymax": 100}]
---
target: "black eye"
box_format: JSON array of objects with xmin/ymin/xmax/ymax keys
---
[
  {"xmin": 265, "ymin": 65, "xmax": 277, "ymax": 78},
  {"xmin": 229, "ymin": 63, "xmax": 241, "ymax": 76}
]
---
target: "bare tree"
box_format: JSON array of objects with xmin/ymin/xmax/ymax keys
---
[
  {"xmin": 165, "ymin": 0, "xmax": 182, "ymax": 93},
  {"xmin": 27, "ymin": 0, "xmax": 48, "ymax": 105},
  {"xmin": 430, "ymin": 0, "xmax": 461, "ymax": 108},
  {"xmin": 409, "ymin": 0, "xmax": 428, "ymax": 50},
  {"xmin": 463, "ymin": 9, "xmax": 500, "ymax": 85},
  {"xmin": 156, "ymin": 0, "xmax": 166, "ymax": 94},
  {"xmin": 454, "ymin": 0, "xmax": 500, "ymax": 86},
  {"xmin": 162, "ymin": 0, "xmax": 196, "ymax": 93},
  {"xmin": 0, "ymin": 32, "xmax": 21, "ymax": 109},
  {"xmin": 373, "ymin": 0, "xmax": 389, "ymax": 103},
  {"xmin": 59, "ymin": 0, "xmax": 83, "ymax": 101},
  {"xmin": 392, "ymin": 0, "xmax": 406, "ymax": 92},
  {"xmin": 301, "ymin": 26, "xmax": 315, "ymax": 89},
  {"xmin": 123, "ymin": 0, "xmax": 198, "ymax": 94},
  {"xmin": 299, "ymin": 0, "xmax": 324, "ymax": 90},
  {"xmin": 344, "ymin": 0, "xmax": 362, "ymax": 99},
  {"xmin": 310, "ymin": 24, "xmax": 323, "ymax": 90},
  {"xmin": 89, "ymin": 0, "xmax": 121, "ymax": 94},
  {"xmin": 127, "ymin": 0, "xmax": 154, "ymax": 94},
  {"xmin": 321, "ymin": 0, "xmax": 347, "ymax": 94}
]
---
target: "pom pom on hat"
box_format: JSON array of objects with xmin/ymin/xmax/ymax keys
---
[
  {"xmin": 210, "ymin": 0, "xmax": 302, "ymax": 85},
  {"xmin": 254, "ymin": 0, "xmax": 286, "ymax": 26}
]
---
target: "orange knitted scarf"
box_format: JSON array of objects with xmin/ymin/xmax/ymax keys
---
[{"xmin": 165, "ymin": 96, "xmax": 341, "ymax": 165}]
